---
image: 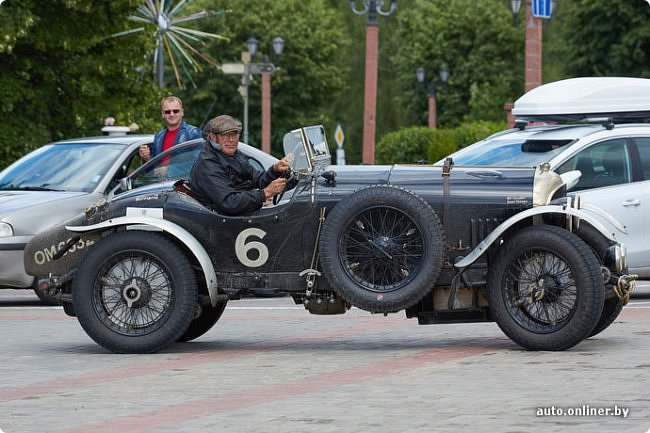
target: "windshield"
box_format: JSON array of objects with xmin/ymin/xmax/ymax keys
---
[
  {"xmin": 283, "ymin": 130, "xmax": 309, "ymax": 171},
  {"xmin": 0, "ymin": 143, "xmax": 125, "ymax": 192},
  {"xmin": 282, "ymin": 125, "xmax": 331, "ymax": 172},
  {"xmin": 448, "ymin": 137, "xmax": 571, "ymax": 167}
]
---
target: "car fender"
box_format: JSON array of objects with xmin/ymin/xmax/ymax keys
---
[
  {"xmin": 66, "ymin": 215, "xmax": 220, "ymax": 306},
  {"xmin": 454, "ymin": 204, "xmax": 622, "ymax": 269}
]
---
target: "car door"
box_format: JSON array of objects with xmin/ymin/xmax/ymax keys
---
[{"xmin": 557, "ymin": 138, "xmax": 649, "ymax": 276}]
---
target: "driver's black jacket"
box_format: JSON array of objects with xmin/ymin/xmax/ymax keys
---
[{"xmin": 189, "ymin": 141, "xmax": 279, "ymax": 215}]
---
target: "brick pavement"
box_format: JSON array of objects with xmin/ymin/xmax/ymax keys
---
[{"xmin": 0, "ymin": 291, "xmax": 648, "ymax": 433}]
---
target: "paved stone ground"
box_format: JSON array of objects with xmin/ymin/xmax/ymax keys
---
[{"xmin": 0, "ymin": 288, "xmax": 648, "ymax": 433}]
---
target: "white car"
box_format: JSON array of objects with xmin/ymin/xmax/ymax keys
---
[
  {"xmin": 442, "ymin": 77, "xmax": 650, "ymax": 277},
  {"xmin": 0, "ymin": 134, "xmax": 153, "ymax": 301}
]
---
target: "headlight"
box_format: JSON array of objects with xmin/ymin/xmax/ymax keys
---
[{"xmin": 0, "ymin": 222, "xmax": 14, "ymax": 237}]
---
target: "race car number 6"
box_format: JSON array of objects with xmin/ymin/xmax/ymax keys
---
[{"xmin": 235, "ymin": 228, "xmax": 269, "ymax": 267}]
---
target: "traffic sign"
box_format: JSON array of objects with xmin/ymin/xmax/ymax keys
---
[
  {"xmin": 249, "ymin": 63, "xmax": 276, "ymax": 75},
  {"xmin": 334, "ymin": 124, "xmax": 345, "ymax": 148},
  {"xmin": 532, "ymin": 0, "xmax": 553, "ymax": 19}
]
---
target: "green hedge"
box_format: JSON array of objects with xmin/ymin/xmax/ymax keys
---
[{"xmin": 375, "ymin": 121, "xmax": 507, "ymax": 165}]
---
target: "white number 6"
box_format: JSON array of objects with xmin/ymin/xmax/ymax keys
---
[{"xmin": 235, "ymin": 228, "xmax": 269, "ymax": 267}]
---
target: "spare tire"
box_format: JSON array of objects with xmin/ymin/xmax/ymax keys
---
[{"xmin": 319, "ymin": 186, "xmax": 444, "ymax": 313}]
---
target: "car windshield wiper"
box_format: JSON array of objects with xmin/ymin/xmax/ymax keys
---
[{"xmin": 0, "ymin": 184, "xmax": 64, "ymax": 192}]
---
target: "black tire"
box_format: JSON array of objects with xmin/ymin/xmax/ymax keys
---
[
  {"xmin": 178, "ymin": 300, "xmax": 227, "ymax": 342},
  {"xmin": 487, "ymin": 225, "xmax": 604, "ymax": 351},
  {"xmin": 72, "ymin": 231, "xmax": 198, "ymax": 353},
  {"xmin": 62, "ymin": 302, "xmax": 76, "ymax": 317},
  {"xmin": 320, "ymin": 186, "xmax": 444, "ymax": 313},
  {"xmin": 575, "ymin": 222, "xmax": 625, "ymax": 338},
  {"xmin": 588, "ymin": 297, "xmax": 624, "ymax": 338}
]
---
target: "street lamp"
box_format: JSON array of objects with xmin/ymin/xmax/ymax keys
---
[
  {"xmin": 239, "ymin": 36, "xmax": 284, "ymax": 149},
  {"xmin": 508, "ymin": 0, "xmax": 523, "ymax": 26},
  {"xmin": 350, "ymin": 0, "xmax": 397, "ymax": 164},
  {"xmin": 416, "ymin": 65, "xmax": 449, "ymax": 129}
]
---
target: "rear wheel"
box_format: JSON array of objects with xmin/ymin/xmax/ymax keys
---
[
  {"xmin": 487, "ymin": 225, "xmax": 604, "ymax": 351},
  {"xmin": 73, "ymin": 231, "xmax": 198, "ymax": 353},
  {"xmin": 588, "ymin": 297, "xmax": 624, "ymax": 338},
  {"xmin": 178, "ymin": 299, "xmax": 227, "ymax": 342}
]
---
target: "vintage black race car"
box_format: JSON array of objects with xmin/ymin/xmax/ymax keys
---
[{"xmin": 24, "ymin": 125, "xmax": 636, "ymax": 354}]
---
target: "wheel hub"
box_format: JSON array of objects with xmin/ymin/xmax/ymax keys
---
[
  {"xmin": 122, "ymin": 278, "xmax": 152, "ymax": 308},
  {"xmin": 371, "ymin": 236, "xmax": 394, "ymax": 259}
]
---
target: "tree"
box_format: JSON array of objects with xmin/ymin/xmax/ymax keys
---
[
  {"xmin": 391, "ymin": 0, "xmax": 523, "ymax": 128},
  {"xmin": 176, "ymin": 0, "xmax": 350, "ymax": 158},
  {"xmin": 0, "ymin": 0, "xmax": 162, "ymax": 168},
  {"xmin": 551, "ymin": 0, "xmax": 650, "ymax": 78}
]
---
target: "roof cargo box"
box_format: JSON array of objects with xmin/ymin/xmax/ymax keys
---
[{"xmin": 512, "ymin": 77, "xmax": 650, "ymax": 122}]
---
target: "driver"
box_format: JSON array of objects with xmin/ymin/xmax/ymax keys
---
[{"xmin": 188, "ymin": 115, "xmax": 293, "ymax": 215}]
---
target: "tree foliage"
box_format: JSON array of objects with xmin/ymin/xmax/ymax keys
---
[
  {"xmin": 1, "ymin": 0, "xmax": 649, "ymax": 168},
  {"xmin": 0, "ymin": 0, "xmax": 162, "ymax": 168},
  {"xmin": 553, "ymin": 0, "xmax": 650, "ymax": 78},
  {"xmin": 174, "ymin": 0, "xmax": 349, "ymax": 158},
  {"xmin": 391, "ymin": 0, "xmax": 523, "ymax": 127}
]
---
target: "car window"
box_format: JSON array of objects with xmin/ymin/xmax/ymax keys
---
[
  {"xmin": 634, "ymin": 137, "xmax": 650, "ymax": 180},
  {"xmin": 557, "ymin": 139, "xmax": 631, "ymax": 192},
  {"xmin": 0, "ymin": 143, "xmax": 125, "ymax": 192},
  {"xmin": 448, "ymin": 137, "xmax": 571, "ymax": 167},
  {"xmin": 107, "ymin": 150, "xmax": 144, "ymax": 192},
  {"xmin": 131, "ymin": 144, "xmax": 201, "ymax": 189}
]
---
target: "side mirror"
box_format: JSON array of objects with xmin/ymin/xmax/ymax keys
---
[{"xmin": 119, "ymin": 177, "xmax": 132, "ymax": 192}]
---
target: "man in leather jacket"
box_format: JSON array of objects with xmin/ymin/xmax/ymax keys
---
[{"xmin": 189, "ymin": 115, "xmax": 292, "ymax": 215}]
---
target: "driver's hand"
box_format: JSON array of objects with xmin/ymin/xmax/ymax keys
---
[
  {"xmin": 263, "ymin": 178, "xmax": 286, "ymax": 198},
  {"xmin": 273, "ymin": 155, "xmax": 292, "ymax": 173}
]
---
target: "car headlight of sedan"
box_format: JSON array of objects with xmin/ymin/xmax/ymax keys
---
[{"xmin": 0, "ymin": 222, "xmax": 14, "ymax": 237}]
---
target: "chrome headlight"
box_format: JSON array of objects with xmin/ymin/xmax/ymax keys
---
[
  {"xmin": 0, "ymin": 222, "xmax": 14, "ymax": 237},
  {"xmin": 533, "ymin": 163, "xmax": 564, "ymax": 206}
]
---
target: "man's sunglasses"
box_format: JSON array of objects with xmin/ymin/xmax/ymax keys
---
[{"xmin": 163, "ymin": 109, "xmax": 181, "ymax": 115}]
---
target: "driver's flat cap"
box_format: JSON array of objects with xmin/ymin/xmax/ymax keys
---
[{"xmin": 211, "ymin": 115, "xmax": 242, "ymax": 135}]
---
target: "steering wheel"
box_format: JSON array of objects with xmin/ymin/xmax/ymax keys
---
[{"xmin": 272, "ymin": 168, "xmax": 295, "ymax": 205}]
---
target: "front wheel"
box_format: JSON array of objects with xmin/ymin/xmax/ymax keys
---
[
  {"xmin": 487, "ymin": 225, "xmax": 604, "ymax": 351},
  {"xmin": 73, "ymin": 231, "xmax": 198, "ymax": 353}
]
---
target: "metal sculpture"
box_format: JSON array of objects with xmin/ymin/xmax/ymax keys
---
[{"xmin": 112, "ymin": 0, "xmax": 228, "ymax": 88}]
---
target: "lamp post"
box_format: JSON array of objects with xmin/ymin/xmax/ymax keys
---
[
  {"xmin": 416, "ymin": 65, "xmax": 449, "ymax": 129},
  {"xmin": 239, "ymin": 36, "xmax": 284, "ymax": 149},
  {"xmin": 350, "ymin": 0, "xmax": 397, "ymax": 164},
  {"xmin": 509, "ymin": 0, "xmax": 556, "ymax": 93}
]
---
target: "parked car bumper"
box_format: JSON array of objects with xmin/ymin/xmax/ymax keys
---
[{"xmin": 0, "ymin": 236, "xmax": 33, "ymax": 287}]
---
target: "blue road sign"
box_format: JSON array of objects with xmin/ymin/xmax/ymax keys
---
[{"xmin": 532, "ymin": 0, "xmax": 553, "ymax": 19}]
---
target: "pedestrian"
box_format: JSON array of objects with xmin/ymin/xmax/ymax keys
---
[
  {"xmin": 139, "ymin": 96, "xmax": 202, "ymax": 162},
  {"xmin": 188, "ymin": 115, "xmax": 293, "ymax": 215}
]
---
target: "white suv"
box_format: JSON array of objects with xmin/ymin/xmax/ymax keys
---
[{"xmin": 442, "ymin": 77, "xmax": 650, "ymax": 277}]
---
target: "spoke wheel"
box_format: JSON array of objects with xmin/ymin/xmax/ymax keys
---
[
  {"xmin": 488, "ymin": 225, "xmax": 604, "ymax": 351},
  {"xmin": 320, "ymin": 186, "xmax": 444, "ymax": 313},
  {"xmin": 341, "ymin": 206, "xmax": 424, "ymax": 292},
  {"xmin": 73, "ymin": 231, "xmax": 197, "ymax": 353}
]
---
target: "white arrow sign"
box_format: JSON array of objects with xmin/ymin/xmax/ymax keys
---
[{"xmin": 220, "ymin": 63, "xmax": 245, "ymax": 75}]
